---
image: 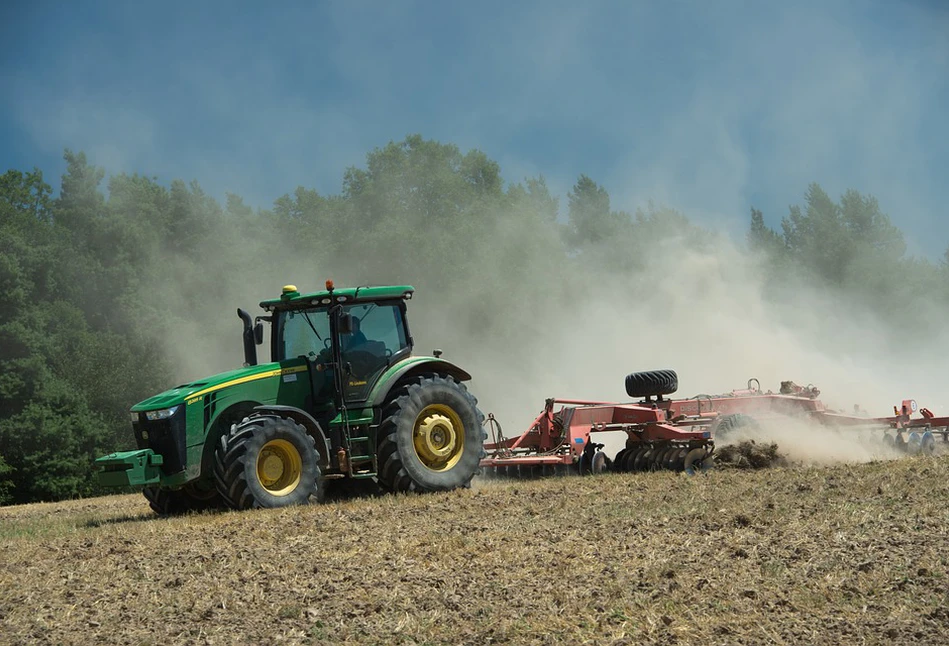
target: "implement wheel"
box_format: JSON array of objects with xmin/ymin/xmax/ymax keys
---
[
  {"xmin": 712, "ymin": 414, "xmax": 758, "ymax": 441},
  {"xmin": 377, "ymin": 374, "xmax": 485, "ymax": 493},
  {"xmin": 214, "ymin": 414, "xmax": 322, "ymax": 510}
]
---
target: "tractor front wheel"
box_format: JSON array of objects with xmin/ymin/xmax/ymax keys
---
[
  {"xmin": 214, "ymin": 414, "xmax": 322, "ymax": 510},
  {"xmin": 143, "ymin": 481, "xmax": 224, "ymax": 516},
  {"xmin": 377, "ymin": 375, "xmax": 485, "ymax": 493}
]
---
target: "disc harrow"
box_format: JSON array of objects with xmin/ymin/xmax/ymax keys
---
[
  {"xmin": 679, "ymin": 378, "xmax": 949, "ymax": 454},
  {"xmin": 480, "ymin": 369, "xmax": 715, "ymax": 479},
  {"xmin": 479, "ymin": 370, "xmax": 948, "ymax": 481}
]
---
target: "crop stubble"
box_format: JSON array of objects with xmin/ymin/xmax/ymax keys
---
[{"xmin": 1, "ymin": 456, "xmax": 948, "ymax": 645}]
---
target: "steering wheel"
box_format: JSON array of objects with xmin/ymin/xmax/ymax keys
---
[{"xmin": 343, "ymin": 350, "xmax": 379, "ymax": 379}]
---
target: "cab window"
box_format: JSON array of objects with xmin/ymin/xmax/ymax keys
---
[
  {"xmin": 278, "ymin": 308, "xmax": 330, "ymax": 360},
  {"xmin": 343, "ymin": 303, "xmax": 409, "ymax": 356}
]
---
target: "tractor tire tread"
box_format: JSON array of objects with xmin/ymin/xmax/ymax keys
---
[
  {"xmin": 376, "ymin": 373, "xmax": 485, "ymax": 494},
  {"xmin": 214, "ymin": 414, "xmax": 321, "ymax": 510}
]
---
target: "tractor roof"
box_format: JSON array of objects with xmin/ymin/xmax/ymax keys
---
[{"xmin": 259, "ymin": 283, "xmax": 415, "ymax": 310}]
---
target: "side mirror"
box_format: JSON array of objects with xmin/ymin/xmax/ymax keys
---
[
  {"xmin": 338, "ymin": 312, "xmax": 353, "ymax": 335},
  {"xmin": 254, "ymin": 321, "xmax": 264, "ymax": 345}
]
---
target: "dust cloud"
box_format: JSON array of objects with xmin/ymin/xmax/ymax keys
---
[
  {"xmin": 439, "ymin": 232, "xmax": 949, "ymax": 442},
  {"xmin": 718, "ymin": 415, "xmax": 904, "ymax": 466},
  {"xmin": 157, "ymin": 197, "xmax": 948, "ymax": 472},
  {"xmin": 141, "ymin": 159, "xmax": 948, "ymax": 475}
]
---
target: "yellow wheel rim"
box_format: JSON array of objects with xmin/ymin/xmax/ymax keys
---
[
  {"xmin": 413, "ymin": 404, "xmax": 465, "ymax": 471},
  {"xmin": 255, "ymin": 439, "xmax": 302, "ymax": 496}
]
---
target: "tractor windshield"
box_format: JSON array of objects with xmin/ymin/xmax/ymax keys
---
[{"xmin": 341, "ymin": 302, "xmax": 410, "ymax": 359}]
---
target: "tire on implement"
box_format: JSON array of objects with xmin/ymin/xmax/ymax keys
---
[{"xmin": 625, "ymin": 369, "xmax": 678, "ymax": 399}]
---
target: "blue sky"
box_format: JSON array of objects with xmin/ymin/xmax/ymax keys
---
[{"xmin": 2, "ymin": 0, "xmax": 948, "ymax": 257}]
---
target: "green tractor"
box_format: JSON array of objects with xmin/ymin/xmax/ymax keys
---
[{"xmin": 95, "ymin": 281, "xmax": 486, "ymax": 515}]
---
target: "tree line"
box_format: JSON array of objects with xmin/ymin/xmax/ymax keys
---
[{"xmin": 1, "ymin": 134, "xmax": 946, "ymax": 505}]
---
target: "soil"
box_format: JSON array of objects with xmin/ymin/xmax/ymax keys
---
[
  {"xmin": 715, "ymin": 440, "xmax": 788, "ymax": 469},
  {"xmin": 2, "ymin": 455, "xmax": 949, "ymax": 645}
]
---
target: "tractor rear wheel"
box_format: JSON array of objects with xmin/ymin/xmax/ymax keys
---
[
  {"xmin": 377, "ymin": 374, "xmax": 485, "ymax": 493},
  {"xmin": 625, "ymin": 370, "xmax": 678, "ymax": 398},
  {"xmin": 214, "ymin": 414, "xmax": 322, "ymax": 510}
]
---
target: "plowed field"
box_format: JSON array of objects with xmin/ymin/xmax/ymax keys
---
[{"xmin": 2, "ymin": 456, "xmax": 949, "ymax": 645}]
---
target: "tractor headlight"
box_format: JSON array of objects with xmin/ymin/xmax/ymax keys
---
[
  {"xmin": 130, "ymin": 411, "xmax": 140, "ymax": 423},
  {"xmin": 145, "ymin": 406, "xmax": 180, "ymax": 421}
]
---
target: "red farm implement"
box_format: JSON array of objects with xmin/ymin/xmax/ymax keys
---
[
  {"xmin": 695, "ymin": 378, "xmax": 949, "ymax": 455},
  {"xmin": 479, "ymin": 371, "xmax": 949, "ymax": 478},
  {"xmin": 480, "ymin": 370, "xmax": 715, "ymax": 477}
]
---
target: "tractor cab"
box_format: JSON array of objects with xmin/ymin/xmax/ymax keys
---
[
  {"xmin": 261, "ymin": 282, "xmax": 415, "ymax": 409},
  {"xmin": 276, "ymin": 295, "xmax": 412, "ymax": 404}
]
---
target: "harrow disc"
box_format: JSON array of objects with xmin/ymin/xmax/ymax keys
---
[
  {"xmin": 633, "ymin": 447, "xmax": 654, "ymax": 471},
  {"xmin": 907, "ymin": 431, "xmax": 922, "ymax": 455},
  {"xmin": 624, "ymin": 447, "xmax": 642, "ymax": 472},
  {"xmin": 652, "ymin": 448, "xmax": 670, "ymax": 471},
  {"xmin": 684, "ymin": 448, "xmax": 713, "ymax": 476},
  {"xmin": 656, "ymin": 447, "xmax": 672, "ymax": 470},
  {"xmin": 591, "ymin": 451, "xmax": 609, "ymax": 474},
  {"xmin": 669, "ymin": 448, "xmax": 689, "ymax": 471},
  {"xmin": 921, "ymin": 431, "xmax": 936, "ymax": 455},
  {"xmin": 613, "ymin": 448, "xmax": 630, "ymax": 472}
]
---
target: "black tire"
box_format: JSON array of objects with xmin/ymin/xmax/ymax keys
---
[
  {"xmin": 625, "ymin": 369, "xmax": 678, "ymax": 398},
  {"xmin": 143, "ymin": 481, "xmax": 223, "ymax": 516},
  {"xmin": 143, "ymin": 486, "xmax": 187, "ymax": 516},
  {"xmin": 214, "ymin": 414, "xmax": 322, "ymax": 510},
  {"xmin": 377, "ymin": 374, "xmax": 485, "ymax": 494},
  {"xmin": 712, "ymin": 413, "xmax": 758, "ymax": 441}
]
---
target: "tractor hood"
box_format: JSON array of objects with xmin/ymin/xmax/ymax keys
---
[{"xmin": 130, "ymin": 362, "xmax": 286, "ymax": 412}]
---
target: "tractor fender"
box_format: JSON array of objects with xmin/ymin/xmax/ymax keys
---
[
  {"xmin": 369, "ymin": 358, "xmax": 473, "ymax": 408},
  {"xmin": 252, "ymin": 405, "xmax": 332, "ymax": 468}
]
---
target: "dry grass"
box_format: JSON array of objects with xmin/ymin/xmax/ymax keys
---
[{"xmin": 2, "ymin": 456, "xmax": 949, "ymax": 645}]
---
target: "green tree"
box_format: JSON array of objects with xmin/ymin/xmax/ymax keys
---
[
  {"xmin": 339, "ymin": 135, "xmax": 506, "ymax": 286},
  {"xmin": 748, "ymin": 207, "xmax": 784, "ymax": 256},
  {"xmin": 0, "ymin": 453, "xmax": 13, "ymax": 504},
  {"xmin": 565, "ymin": 174, "xmax": 618, "ymax": 249}
]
